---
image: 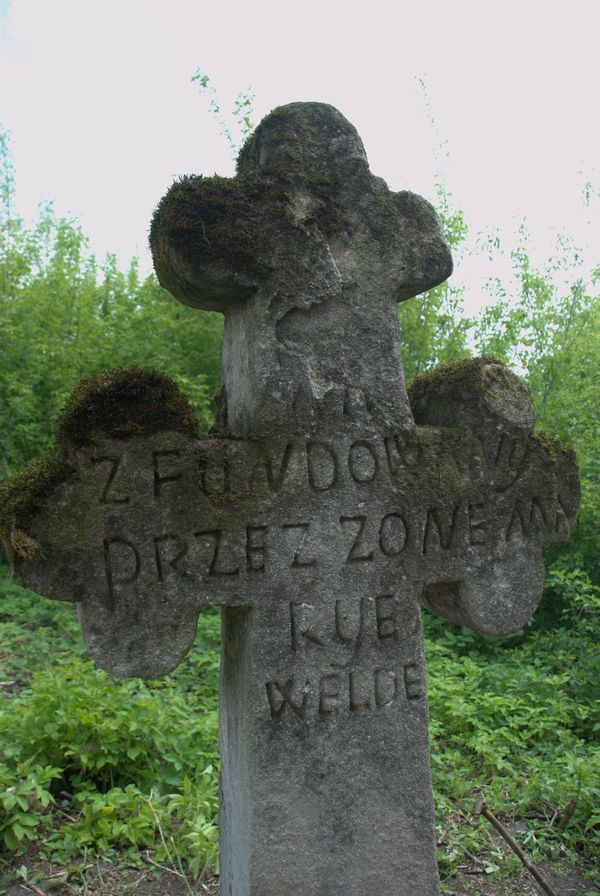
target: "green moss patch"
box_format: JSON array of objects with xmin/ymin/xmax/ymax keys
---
[
  {"xmin": 0, "ymin": 457, "xmax": 72, "ymax": 559},
  {"xmin": 408, "ymin": 356, "xmax": 506, "ymax": 409},
  {"xmin": 55, "ymin": 367, "xmax": 199, "ymax": 453},
  {"xmin": 534, "ymin": 430, "xmax": 578, "ymax": 465},
  {"xmin": 236, "ymin": 102, "xmax": 361, "ymax": 177},
  {"xmin": 150, "ymin": 174, "xmax": 280, "ymax": 282}
]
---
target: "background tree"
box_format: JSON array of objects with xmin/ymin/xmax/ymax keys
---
[{"xmin": 0, "ymin": 129, "xmax": 222, "ymax": 477}]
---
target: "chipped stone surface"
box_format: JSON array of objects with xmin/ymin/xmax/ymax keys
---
[
  {"xmin": 1, "ymin": 103, "xmax": 580, "ymax": 896},
  {"xmin": 150, "ymin": 102, "xmax": 453, "ymax": 435}
]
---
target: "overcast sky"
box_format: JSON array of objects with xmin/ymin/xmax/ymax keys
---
[{"xmin": 1, "ymin": 0, "xmax": 598, "ymax": 310}]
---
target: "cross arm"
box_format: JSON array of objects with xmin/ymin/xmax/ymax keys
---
[
  {"xmin": 0, "ymin": 369, "xmax": 260, "ymax": 678},
  {"xmin": 150, "ymin": 103, "xmax": 454, "ymax": 322},
  {"xmin": 390, "ymin": 190, "xmax": 454, "ymax": 300},
  {"xmin": 408, "ymin": 358, "xmax": 580, "ymax": 636},
  {"xmin": 149, "ymin": 174, "xmax": 278, "ymax": 311}
]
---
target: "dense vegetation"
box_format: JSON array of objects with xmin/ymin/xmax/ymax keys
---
[{"xmin": 0, "ymin": 127, "xmax": 598, "ymax": 891}]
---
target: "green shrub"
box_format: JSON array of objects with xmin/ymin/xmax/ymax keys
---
[
  {"xmin": 0, "ymin": 762, "xmax": 60, "ymax": 851},
  {"xmin": 426, "ymin": 560, "xmax": 600, "ymax": 879},
  {"xmin": 0, "ymin": 566, "xmax": 220, "ymax": 870}
]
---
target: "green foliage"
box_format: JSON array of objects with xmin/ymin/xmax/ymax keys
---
[
  {"xmin": 0, "ymin": 569, "xmax": 83, "ymax": 682},
  {"xmin": 426, "ymin": 559, "xmax": 600, "ymax": 883},
  {"xmin": 0, "ymin": 132, "xmax": 223, "ymax": 481},
  {"xmin": 474, "ymin": 225, "xmax": 600, "ymax": 581},
  {"xmin": 191, "ymin": 70, "xmax": 255, "ymax": 159},
  {"xmin": 0, "ymin": 762, "xmax": 59, "ymax": 851},
  {"xmin": 0, "ymin": 567, "xmax": 220, "ymax": 872},
  {"xmin": 398, "ymin": 190, "xmax": 472, "ymax": 382}
]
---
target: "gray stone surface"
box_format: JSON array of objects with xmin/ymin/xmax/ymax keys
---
[{"xmin": 0, "ymin": 103, "xmax": 580, "ymax": 896}]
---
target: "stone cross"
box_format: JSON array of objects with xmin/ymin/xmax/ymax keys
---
[{"xmin": 0, "ymin": 103, "xmax": 580, "ymax": 896}]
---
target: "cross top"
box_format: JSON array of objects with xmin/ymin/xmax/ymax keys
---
[
  {"xmin": 150, "ymin": 102, "xmax": 453, "ymax": 432},
  {"xmin": 1, "ymin": 102, "xmax": 580, "ymax": 896}
]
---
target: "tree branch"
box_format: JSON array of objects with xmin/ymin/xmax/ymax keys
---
[{"xmin": 475, "ymin": 797, "xmax": 559, "ymax": 896}]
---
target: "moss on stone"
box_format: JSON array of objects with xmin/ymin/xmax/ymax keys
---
[
  {"xmin": 0, "ymin": 457, "xmax": 72, "ymax": 559},
  {"xmin": 0, "ymin": 370, "xmax": 200, "ymax": 559},
  {"xmin": 236, "ymin": 102, "xmax": 365, "ymax": 179},
  {"xmin": 150, "ymin": 174, "xmax": 282, "ymax": 282},
  {"xmin": 533, "ymin": 430, "xmax": 578, "ymax": 465},
  {"xmin": 237, "ymin": 103, "xmax": 367, "ymax": 239},
  {"xmin": 408, "ymin": 356, "xmax": 507, "ymax": 410},
  {"xmin": 55, "ymin": 367, "xmax": 199, "ymax": 453}
]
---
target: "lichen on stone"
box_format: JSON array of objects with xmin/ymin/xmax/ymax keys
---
[{"xmin": 55, "ymin": 367, "xmax": 199, "ymax": 454}]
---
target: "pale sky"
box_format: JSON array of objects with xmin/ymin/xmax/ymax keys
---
[{"xmin": 1, "ymin": 0, "xmax": 599, "ymax": 311}]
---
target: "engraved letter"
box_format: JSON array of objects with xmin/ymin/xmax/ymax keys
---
[
  {"xmin": 154, "ymin": 534, "xmax": 190, "ymax": 581},
  {"xmin": 306, "ymin": 441, "xmax": 338, "ymax": 492},
  {"xmin": 374, "ymin": 669, "xmax": 398, "ymax": 707},
  {"xmin": 348, "ymin": 440, "xmax": 378, "ymax": 483},
  {"xmin": 376, "ymin": 594, "xmax": 398, "ymax": 640},
  {"xmin": 103, "ymin": 538, "xmax": 140, "ymax": 609},
  {"xmin": 194, "ymin": 529, "xmax": 239, "ymax": 576},
  {"xmin": 423, "ymin": 505, "xmax": 459, "ymax": 553},
  {"xmin": 290, "ymin": 602, "xmax": 325, "ymax": 650},
  {"xmin": 340, "ymin": 515, "xmax": 373, "ymax": 563},
  {"xmin": 267, "ymin": 680, "xmax": 308, "ymax": 720},
  {"xmin": 201, "ymin": 445, "xmax": 232, "ymax": 497},
  {"xmin": 319, "ymin": 674, "xmax": 342, "ymax": 717},
  {"xmin": 468, "ymin": 503, "xmax": 489, "ymax": 545},
  {"xmin": 93, "ymin": 456, "xmax": 129, "ymax": 505},
  {"xmin": 282, "ymin": 523, "xmax": 317, "ymax": 568},
  {"xmin": 246, "ymin": 526, "xmax": 267, "ymax": 572},
  {"xmin": 349, "ymin": 670, "xmax": 371, "ymax": 711},
  {"xmin": 403, "ymin": 663, "xmax": 425, "ymax": 700},
  {"xmin": 153, "ymin": 450, "xmax": 181, "ymax": 498},
  {"xmin": 335, "ymin": 598, "xmax": 364, "ymax": 643},
  {"xmin": 384, "ymin": 433, "xmax": 420, "ymax": 476},
  {"xmin": 264, "ymin": 443, "xmax": 294, "ymax": 491},
  {"xmin": 488, "ymin": 431, "xmax": 529, "ymax": 490},
  {"xmin": 506, "ymin": 496, "xmax": 553, "ymax": 541},
  {"xmin": 379, "ymin": 512, "xmax": 408, "ymax": 556}
]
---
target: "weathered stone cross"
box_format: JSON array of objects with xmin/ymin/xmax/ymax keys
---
[{"xmin": 1, "ymin": 103, "xmax": 580, "ymax": 896}]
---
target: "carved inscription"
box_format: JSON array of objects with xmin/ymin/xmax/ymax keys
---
[
  {"xmin": 196, "ymin": 434, "xmax": 462, "ymax": 498},
  {"xmin": 266, "ymin": 662, "xmax": 425, "ymax": 721},
  {"xmin": 93, "ymin": 456, "xmax": 130, "ymax": 504},
  {"xmin": 423, "ymin": 506, "xmax": 459, "ymax": 553},
  {"xmin": 103, "ymin": 537, "xmax": 140, "ymax": 608},
  {"xmin": 153, "ymin": 450, "xmax": 182, "ymax": 497},
  {"xmin": 265, "ymin": 594, "xmax": 423, "ymax": 720},
  {"xmin": 154, "ymin": 534, "xmax": 190, "ymax": 581},
  {"xmin": 340, "ymin": 516, "xmax": 373, "ymax": 562},
  {"xmin": 195, "ymin": 530, "xmax": 240, "ymax": 576},
  {"xmin": 94, "ymin": 434, "xmax": 535, "ymax": 508},
  {"xmin": 289, "ymin": 595, "xmax": 407, "ymax": 651},
  {"xmin": 281, "ymin": 523, "xmax": 317, "ymax": 567},
  {"xmin": 480, "ymin": 431, "xmax": 530, "ymax": 491},
  {"xmin": 505, "ymin": 495, "xmax": 571, "ymax": 541},
  {"xmin": 100, "ymin": 495, "xmax": 569, "ymax": 600},
  {"xmin": 246, "ymin": 526, "xmax": 267, "ymax": 572}
]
